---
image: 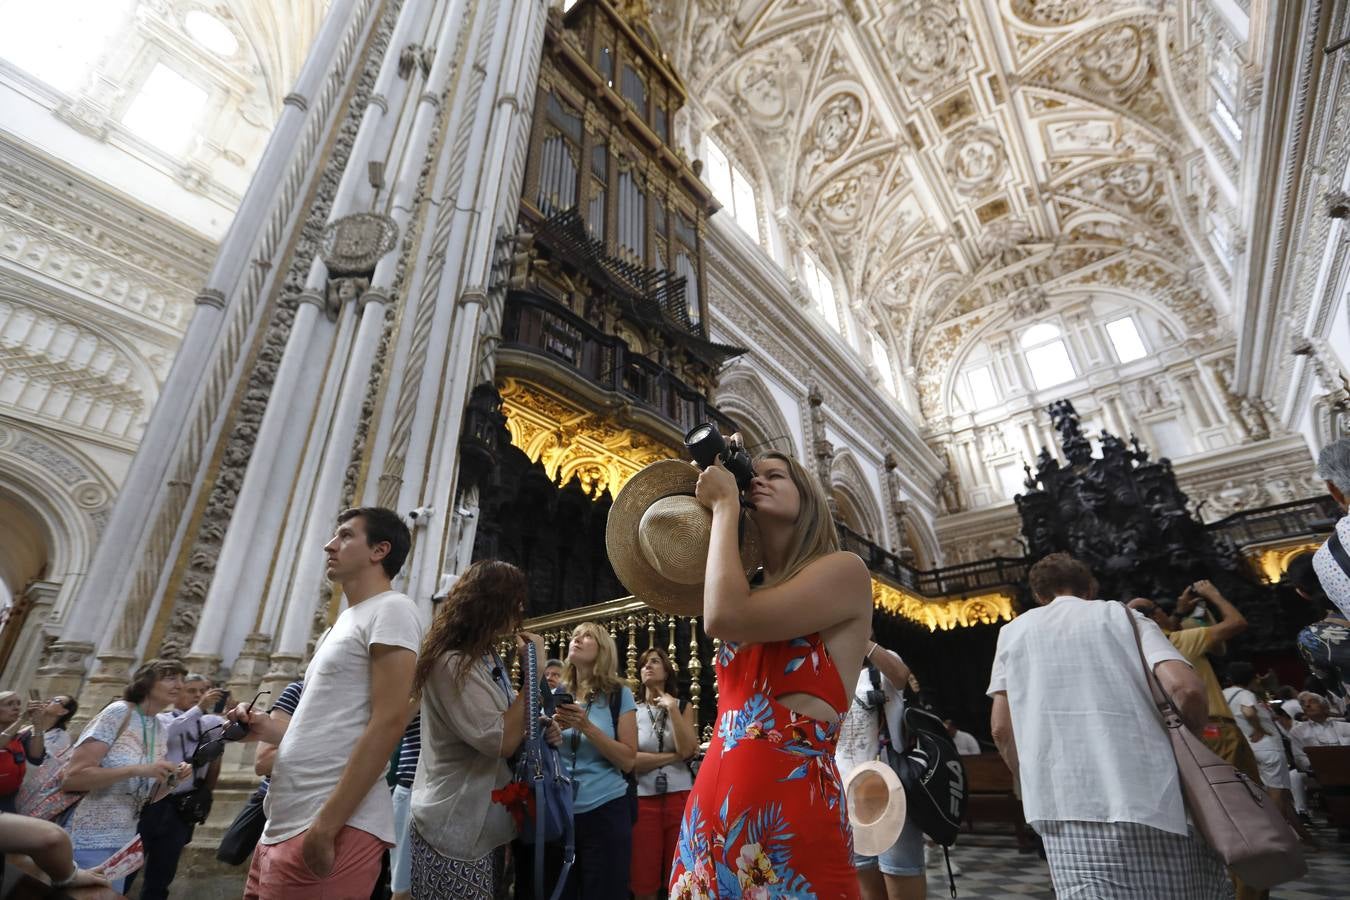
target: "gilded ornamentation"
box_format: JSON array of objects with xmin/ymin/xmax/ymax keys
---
[{"xmin": 872, "ymin": 580, "xmax": 1014, "ymax": 632}]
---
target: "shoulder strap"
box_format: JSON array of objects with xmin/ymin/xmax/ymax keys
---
[
  {"xmin": 1120, "ymin": 603, "xmax": 1184, "ymax": 729},
  {"xmin": 608, "ymin": 689, "xmax": 621, "ymax": 738},
  {"xmin": 1329, "ymin": 530, "xmax": 1350, "ymax": 577}
]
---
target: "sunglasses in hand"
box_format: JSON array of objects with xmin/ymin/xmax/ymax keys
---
[{"xmin": 191, "ymin": 690, "xmax": 270, "ymax": 766}]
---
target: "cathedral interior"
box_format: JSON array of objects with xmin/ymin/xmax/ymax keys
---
[{"xmin": 1, "ymin": 0, "xmax": 1349, "ymax": 895}]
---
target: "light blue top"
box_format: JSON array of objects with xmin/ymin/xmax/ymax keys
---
[{"xmin": 562, "ymin": 686, "xmax": 636, "ymax": 814}]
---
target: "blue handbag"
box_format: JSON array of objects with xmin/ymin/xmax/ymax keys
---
[{"xmin": 509, "ymin": 643, "xmax": 574, "ymax": 900}]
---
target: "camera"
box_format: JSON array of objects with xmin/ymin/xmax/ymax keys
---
[
  {"xmin": 684, "ymin": 424, "xmax": 756, "ymax": 494},
  {"xmin": 407, "ymin": 505, "xmax": 434, "ymax": 525},
  {"xmin": 212, "ymin": 690, "xmax": 232, "ymax": 715},
  {"xmin": 552, "ymin": 689, "xmax": 574, "ymax": 707}
]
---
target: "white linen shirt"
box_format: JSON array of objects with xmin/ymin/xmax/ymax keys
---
[
  {"xmin": 1313, "ymin": 512, "xmax": 1350, "ymax": 619},
  {"xmin": 1289, "ymin": 718, "xmax": 1350, "ymax": 770},
  {"xmin": 987, "ymin": 596, "xmax": 1190, "ymax": 835}
]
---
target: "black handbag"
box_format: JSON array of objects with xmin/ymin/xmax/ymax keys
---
[
  {"xmin": 216, "ymin": 786, "xmax": 267, "ymax": 865},
  {"xmin": 171, "ymin": 786, "xmax": 213, "ymax": 826}
]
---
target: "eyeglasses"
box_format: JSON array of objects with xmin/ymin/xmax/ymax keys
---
[
  {"xmin": 190, "ymin": 690, "xmax": 269, "ymax": 766},
  {"xmin": 222, "ymin": 690, "xmax": 269, "ymax": 741}
]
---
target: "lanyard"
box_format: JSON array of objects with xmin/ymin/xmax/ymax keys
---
[
  {"xmin": 139, "ymin": 709, "xmax": 155, "ymax": 766},
  {"xmin": 645, "ymin": 703, "xmax": 667, "ymax": 753},
  {"xmin": 487, "ymin": 651, "xmax": 514, "ymax": 703}
]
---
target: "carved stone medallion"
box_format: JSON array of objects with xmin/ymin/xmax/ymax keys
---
[
  {"xmin": 320, "ymin": 212, "xmax": 400, "ymax": 275},
  {"xmin": 811, "ymin": 93, "xmax": 863, "ymax": 161},
  {"xmin": 1010, "ymin": 0, "xmax": 1092, "ymax": 27},
  {"xmin": 944, "ymin": 125, "xmax": 1005, "ymax": 197}
]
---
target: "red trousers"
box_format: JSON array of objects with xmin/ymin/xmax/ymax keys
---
[
  {"xmin": 244, "ymin": 825, "xmax": 387, "ymax": 900},
  {"xmin": 630, "ymin": 791, "xmax": 690, "ymax": 895}
]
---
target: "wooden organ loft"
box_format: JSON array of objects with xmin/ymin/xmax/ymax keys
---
[{"xmin": 468, "ymin": 0, "xmax": 744, "ymax": 616}]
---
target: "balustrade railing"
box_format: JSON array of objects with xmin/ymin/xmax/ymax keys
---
[
  {"xmin": 500, "ymin": 291, "xmax": 738, "ymax": 436},
  {"xmin": 1205, "ymin": 495, "xmax": 1339, "ymax": 547}
]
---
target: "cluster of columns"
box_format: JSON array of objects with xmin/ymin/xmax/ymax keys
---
[{"xmin": 30, "ymin": 0, "xmax": 550, "ymax": 718}]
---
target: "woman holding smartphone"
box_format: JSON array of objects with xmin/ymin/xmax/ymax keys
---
[
  {"xmin": 547, "ymin": 621, "xmax": 637, "ymax": 899},
  {"xmin": 668, "ymin": 448, "xmax": 872, "ymax": 898}
]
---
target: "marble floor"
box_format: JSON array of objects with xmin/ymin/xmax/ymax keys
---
[{"xmin": 929, "ymin": 823, "xmax": 1347, "ymax": 899}]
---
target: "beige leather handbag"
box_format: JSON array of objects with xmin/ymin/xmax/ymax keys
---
[{"xmin": 1123, "ymin": 603, "xmax": 1306, "ymax": 889}]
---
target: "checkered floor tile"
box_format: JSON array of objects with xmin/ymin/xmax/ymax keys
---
[{"xmin": 929, "ymin": 820, "xmax": 1348, "ymax": 899}]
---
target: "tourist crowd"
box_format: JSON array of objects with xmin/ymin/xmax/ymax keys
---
[{"xmin": 4, "ymin": 438, "xmax": 1350, "ymax": 899}]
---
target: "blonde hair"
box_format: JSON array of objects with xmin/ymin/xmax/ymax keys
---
[
  {"xmin": 753, "ymin": 450, "xmax": 841, "ymax": 588},
  {"xmin": 564, "ymin": 621, "xmax": 625, "ymax": 702}
]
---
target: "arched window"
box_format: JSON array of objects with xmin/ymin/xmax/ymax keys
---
[
  {"xmin": 869, "ymin": 334, "xmax": 897, "ymax": 396},
  {"xmin": 959, "ymin": 364, "xmax": 999, "ymax": 410},
  {"xmin": 121, "ymin": 64, "xmax": 209, "ymax": 155},
  {"xmin": 702, "ymin": 137, "xmax": 761, "ymax": 242},
  {"xmin": 800, "ymin": 253, "xmax": 841, "ymax": 332},
  {"xmin": 1103, "ymin": 316, "xmax": 1148, "ymax": 363},
  {"xmin": 1019, "ymin": 322, "xmax": 1076, "ymax": 390}
]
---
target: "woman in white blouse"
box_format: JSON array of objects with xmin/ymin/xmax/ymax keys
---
[{"xmin": 409, "ymin": 559, "xmax": 558, "ymax": 900}]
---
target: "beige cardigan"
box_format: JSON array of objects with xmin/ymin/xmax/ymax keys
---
[{"xmin": 411, "ymin": 651, "xmax": 516, "ymax": 860}]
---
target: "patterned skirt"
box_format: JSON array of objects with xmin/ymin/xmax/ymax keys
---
[
  {"xmin": 409, "ymin": 825, "xmax": 495, "ymax": 900},
  {"xmin": 1040, "ymin": 820, "xmax": 1233, "ymax": 899}
]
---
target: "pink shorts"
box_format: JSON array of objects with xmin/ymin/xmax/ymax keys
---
[{"xmin": 244, "ymin": 825, "xmax": 387, "ymax": 900}]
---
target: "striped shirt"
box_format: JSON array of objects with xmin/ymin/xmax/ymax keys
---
[
  {"xmin": 396, "ymin": 715, "xmax": 421, "ymax": 788},
  {"xmin": 258, "ymin": 680, "xmax": 305, "ymax": 796}
]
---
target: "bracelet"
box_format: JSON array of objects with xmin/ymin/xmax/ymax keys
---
[{"xmin": 865, "ymin": 642, "xmax": 878, "ymax": 660}]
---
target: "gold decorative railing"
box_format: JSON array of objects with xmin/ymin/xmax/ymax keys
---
[{"xmin": 522, "ymin": 595, "xmax": 720, "ymax": 733}]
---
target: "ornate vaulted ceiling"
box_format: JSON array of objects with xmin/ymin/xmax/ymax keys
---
[{"xmin": 647, "ymin": 0, "xmax": 1243, "ymax": 426}]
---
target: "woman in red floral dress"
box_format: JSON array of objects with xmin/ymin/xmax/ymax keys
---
[{"xmin": 669, "ymin": 450, "xmax": 874, "ymax": 899}]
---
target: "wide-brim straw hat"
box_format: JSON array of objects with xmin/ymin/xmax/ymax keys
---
[
  {"xmin": 606, "ymin": 459, "xmax": 761, "ymax": 616},
  {"xmin": 844, "ymin": 760, "xmax": 907, "ymax": 857}
]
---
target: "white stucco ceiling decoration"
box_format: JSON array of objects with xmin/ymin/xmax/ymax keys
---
[{"xmin": 648, "ymin": 0, "xmax": 1241, "ymax": 421}]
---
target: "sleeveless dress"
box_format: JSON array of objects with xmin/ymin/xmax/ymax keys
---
[{"xmin": 669, "ymin": 634, "xmax": 859, "ymax": 899}]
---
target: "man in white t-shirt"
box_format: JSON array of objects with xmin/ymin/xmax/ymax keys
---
[
  {"xmin": 943, "ymin": 720, "xmax": 980, "ymax": 756},
  {"xmin": 988, "ymin": 553, "xmax": 1228, "ymax": 898},
  {"xmin": 231, "ymin": 507, "xmax": 425, "ymax": 900}
]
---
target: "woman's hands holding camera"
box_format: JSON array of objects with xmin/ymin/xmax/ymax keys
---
[
  {"xmin": 695, "ymin": 460, "xmax": 740, "ymax": 513},
  {"xmin": 138, "ymin": 760, "xmax": 179, "ymax": 784}
]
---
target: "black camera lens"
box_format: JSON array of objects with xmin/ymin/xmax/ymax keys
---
[{"xmin": 684, "ymin": 424, "xmax": 726, "ymax": 469}]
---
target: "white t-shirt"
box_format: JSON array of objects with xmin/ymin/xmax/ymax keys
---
[
  {"xmin": 263, "ymin": 591, "xmax": 425, "ymax": 844},
  {"xmin": 951, "ymin": 729, "xmax": 980, "ymax": 756},
  {"xmin": 987, "ymin": 597, "xmax": 1190, "ymax": 835},
  {"xmin": 1224, "ymin": 687, "xmax": 1277, "ymax": 743},
  {"xmin": 835, "ymin": 664, "xmax": 904, "ymax": 779}
]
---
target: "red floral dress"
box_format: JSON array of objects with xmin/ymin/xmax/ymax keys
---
[{"xmin": 669, "ymin": 634, "xmax": 858, "ymax": 899}]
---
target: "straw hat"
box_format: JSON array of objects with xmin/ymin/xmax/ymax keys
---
[
  {"xmin": 843, "ymin": 761, "xmax": 907, "ymax": 857},
  {"xmin": 605, "ymin": 460, "xmax": 760, "ymax": 616}
]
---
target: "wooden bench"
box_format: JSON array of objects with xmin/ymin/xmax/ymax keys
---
[
  {"xmin": 1305, "ymin": 745, "xmax": 1350, "ymax": 831},
  {"xmin": 961, "ymin": 752, "xmax": 1034, "ymax": 851}
]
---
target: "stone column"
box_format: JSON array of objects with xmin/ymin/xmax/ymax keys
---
[{"xmin": 2, "ymin": 580, "xmax": 60, "ymax": 694}]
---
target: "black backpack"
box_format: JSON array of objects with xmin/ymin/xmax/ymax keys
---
[
  {"xmin": 891, "ymin": 707, "xmax": 968, "ymax": 847},
  {"xmin": 868, "ymin": 665, "xmax": 968, "ymax": 847}
]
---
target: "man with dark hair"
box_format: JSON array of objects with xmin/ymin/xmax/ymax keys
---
[
  {"xmin": 989, "ymin": 553, "xmax": 1225, "ymax": 897},
  {"xmin": 231, "ymin": 507, "xmax": 424, "ymax": 900},
  {"xmin": 1288, "ymin": 551, "xmax": 1350, "ymax": 706},
  {"xmin": 338, "ymin": 507, "xmax": 412, "ymax": 579}
]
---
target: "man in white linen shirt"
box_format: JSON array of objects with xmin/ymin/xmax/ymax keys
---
[
  {"xmin": 988, "ymin": 552, "xmax": 1231, "ymax": 899},
  {"xmin": 1289, "ymin": 692, "xmax": 1350, "ymax": 771},
  {"xmin": 230, "ymin": 507, "xmax": 425, "ymax": 900}
]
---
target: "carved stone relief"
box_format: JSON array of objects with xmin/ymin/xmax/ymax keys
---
[{"xmin": 944, "ymin": 126, "xmax": 1005, "ymax": 197}]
